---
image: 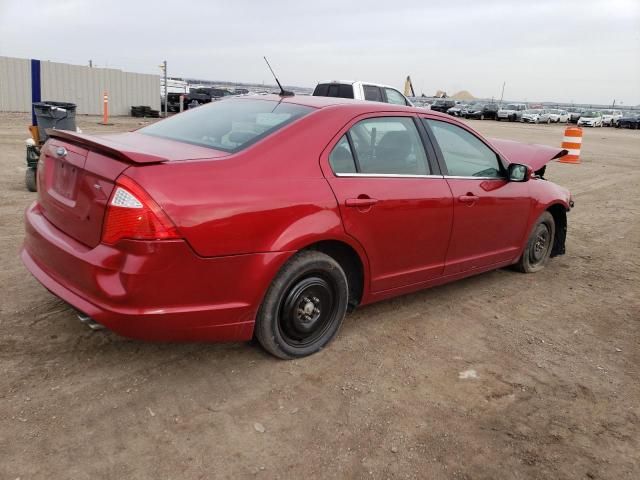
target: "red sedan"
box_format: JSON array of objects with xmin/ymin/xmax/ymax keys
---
[{"xmin": 22, "ymin": 95, "xmax": 573, "ymax": 358}]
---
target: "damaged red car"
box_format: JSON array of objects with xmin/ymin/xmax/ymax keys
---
[{"xmin": 22, "ymin": 95, "xmax": 573, "ymax": 358}]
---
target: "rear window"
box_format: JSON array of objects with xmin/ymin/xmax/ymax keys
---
[
  {"xmin": 313, "ymin": 83, "xmax": 354, "ymax": 99},
  {"xmin": 139, "ymin": 99, "xmax": 314, "ymax": 153}
]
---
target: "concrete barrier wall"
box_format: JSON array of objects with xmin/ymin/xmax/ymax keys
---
[{"xmin": 0, "ymin": 56, "xmax": 160, "ymax": 115}]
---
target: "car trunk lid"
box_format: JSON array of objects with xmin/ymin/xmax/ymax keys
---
[
  {"xmin": 37, "ymin": 138, "xmax": 131, "ymax": 248},
  {"xmin": 37, "ymin": 131, "xmax": 227, "ymax": 248}
]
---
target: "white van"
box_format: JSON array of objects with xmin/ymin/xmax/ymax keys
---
[{"xmin": 312, "ymin": 81, "xmax": 413, "ymax": 106}]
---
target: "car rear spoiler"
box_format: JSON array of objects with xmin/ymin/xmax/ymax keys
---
[
  {"xmin": 488, "ymin": 138, "xmax": 568, "ymax": 173},
  {"xmin": 47, "ymin": 129, "xmax": 168, "ymax": 164}
]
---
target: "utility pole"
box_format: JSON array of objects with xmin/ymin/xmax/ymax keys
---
[
  {"xmin": 89, "ymin": 60, "xmax": 93, "ymax": 68},
  {"xmin": 500, "ymin": 81, "xmax": 506, "ymax": 105},
  {"xmin": 159, "ymin": 60, "xmax": 168, "ymax": 117}
]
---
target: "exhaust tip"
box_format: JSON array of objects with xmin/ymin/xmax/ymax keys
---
[{"xmin": 76, "ymin": 312, "xmax": 106, "ymax": 331}]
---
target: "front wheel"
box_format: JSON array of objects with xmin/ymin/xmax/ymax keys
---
[
  {"xmin": 255, "ymin": 251, "xmax": 349, "ymax": 359},
  {"xmin": 514, "ymin": 212, "xmax": 556, "ymax": 273}
]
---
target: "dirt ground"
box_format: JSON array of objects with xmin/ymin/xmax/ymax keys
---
[{"xmin": 0, "ymin": 111, "xmax": 638, "ymax": 480}]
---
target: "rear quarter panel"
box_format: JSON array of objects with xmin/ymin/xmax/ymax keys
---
[{"xmin": 125, "ymin": 108, "xmax": 359, "ymax": 258}]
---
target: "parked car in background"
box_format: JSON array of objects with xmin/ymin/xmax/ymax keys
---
[
  {"xmin": 600, "ymin": 110, "xmax": 623, "ymax": 127},
  {"xmin": 313, "ymin": 80, "xmax": 413, "ymax": 106},
  {"xmin": 497, "ymin": 103, "xmax": 528, "ymax": 122},
  {"xmin": 446, "ymin": 104, "xmax": 467, "ymax": 117},
  {"xmin": 462, "ymin": 103, "xmax": 485, "ymax": 119},
  {"xmin": 521, "ymin": 109, "xmax": 550, "ymax": 124},
  {"xmin": 481, "ymin": 103, "xmax": 500, "ymax": 120},
  {"xmin": 546, "ymin": 109, "xmax": 569, "ymax": 123},
  {"xmin": 616, "ymin": 113, "xmax": 640, "ymax": 129},
  {"xmin": 430, "ymin": 99, "xmax": 457, "ymax": 113},
  {"xmin": 566, "ymin": 107, "xmax": 583, "ymax": 123},
  {"xmin": 577, "ymin": 111, "xmax": 603, "ymax": 127},
  {"xmin": 21, "ymin": 95, "xmax": 572, "ymax": 359},
  {"xmin": 411, "ymin": 99, "xmax": 431, "ymax": 109}
]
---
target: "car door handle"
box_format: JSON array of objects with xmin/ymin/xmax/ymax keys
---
[
  {"xmin": 345, "ymin": 197, "xmax": 378, "ymax": 207},
  {"xmin": 458, "ymin": 194, "xmax": 479, "ymax": 203}
]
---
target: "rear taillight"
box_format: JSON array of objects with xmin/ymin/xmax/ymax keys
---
[{"xmin": 102, "ymin": 176, "xmax": 180, "ymax": 245}]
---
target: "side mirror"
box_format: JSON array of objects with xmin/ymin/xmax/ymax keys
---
[{"xmin": 508, "ymin": 163, "xmax": 531, "ymax": 182}]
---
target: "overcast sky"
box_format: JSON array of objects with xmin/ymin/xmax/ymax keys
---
[{"xmin": 1, "ymin": 0, "xmax": 639, "ymax": 105}]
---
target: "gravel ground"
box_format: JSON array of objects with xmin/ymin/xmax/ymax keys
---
[{"xmin": 0, "ymin": 112, "xmax": 638, "ymax": 479}]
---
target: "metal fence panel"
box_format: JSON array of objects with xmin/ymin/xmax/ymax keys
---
[{"xmin": 0, "ymin": 56, "xmax": 160, "ymax": 115}]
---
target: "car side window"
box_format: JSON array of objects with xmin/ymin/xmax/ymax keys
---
[
  {"xmin": 329, "ymin": 135, "xmax": 357, "ymax": 174},
  {"xmin": 424, "ymin": 119, "xmax": 503, "ymax": 178},
  {"xmin": 384, "ymin": 88, "xmax": 407, "ymax": 106},
  {"xmin": 348, "ymin": 117, "xmax": 430, "ymax": 175},
  {"xmin": 363, "ymin": 85, "xmax": 383, "ymax": 102}
]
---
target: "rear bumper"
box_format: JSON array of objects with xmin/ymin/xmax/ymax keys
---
[{"xmin": 21, "ymin": 202, "xmax": 292, "ymax": 341}]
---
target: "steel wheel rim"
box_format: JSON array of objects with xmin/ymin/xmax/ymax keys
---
[
  {"xmin": 530, "ymin": 223, "xmax": 551, "ymax": 264},
  {"xmin": 277, "ymin": 275, "xmax": 338, "ymax": 348}
]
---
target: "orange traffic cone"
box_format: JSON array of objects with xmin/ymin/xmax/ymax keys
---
[{"xmin": 559, "ymin": 126, "xmax": 582, "ymax": 164}]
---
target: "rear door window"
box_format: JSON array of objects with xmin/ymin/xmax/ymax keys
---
[
  {"xmin": 363, "ymin": 85, "xmax": 384, "ymax": 102},
  {"xmin": 328, "ymin": 136, "xmax": 357, "ymax": 174},
  {"xmin": 348, "ymin": 117, "xmax": 430, "ymax": 175},
  {"xmin": 384, "ymin": 88, "xmax": 407, "ymax": 105}
]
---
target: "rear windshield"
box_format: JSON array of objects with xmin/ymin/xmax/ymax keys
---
[
  {"xmin": 140, "ymin": 98, "xmax": 314, "ymax": 153},
  {"xmin": 313, "ymin": 83, "xmax": 354, "ymax": 99}
]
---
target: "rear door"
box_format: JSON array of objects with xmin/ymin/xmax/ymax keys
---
[
  {"xmin": 422, "ymin": 117, "xmax": 531, "ymax": 275},
  {"xmin": 322, "ymin": 114, "xmax": 453, "ymax": 292}
]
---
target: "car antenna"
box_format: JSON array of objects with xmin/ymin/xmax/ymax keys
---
[{"xmin": 263, "ymin": 56, "xmax": 294, "ymax": 97}]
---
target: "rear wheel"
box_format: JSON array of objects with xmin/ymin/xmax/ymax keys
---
[
  {"xmin": 25, "ymin": 167, "xmax": 37, "ymax": 192},
  {"xmin": 515, "ymin": 212, "xmax": 555, "ymax": 273},
  {"xmin": 255, "ymin": 251, "xmax": 349, "ymax": 359}
]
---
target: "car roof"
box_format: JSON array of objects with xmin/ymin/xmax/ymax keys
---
[{"xmin": 232, "ymin": 94, "xmax": 447, "ymax": 117}]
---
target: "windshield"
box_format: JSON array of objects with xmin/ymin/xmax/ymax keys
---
[
  {"xmin": 503, "ymin": 104, "xmax": 518, "ymax": 110},
  {"xmin": 140, "ymin": 98, "xmax": 314, "ymax": 153},
  {"xmin": 547, "ymin": 109, "xmax": 560, "ymax": 114},
  {"xmin": 524, "ymin": 109, "xmax": 540, "ymax": 114},
  {"xmin": 581, "ymin": 111, "xmax": 599, "ymax": 117}
]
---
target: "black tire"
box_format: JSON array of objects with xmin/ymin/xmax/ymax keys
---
[
  {"xmin": 514, "ymin": 212, "xmax": 555, "ymax": 273},
  {"xmin": 255, "ymin": 250, "xmax": 349, "ymax": 359},
  {"xmin": 25, "ymin": 168, "xmax": 37, "ymax": 192}
]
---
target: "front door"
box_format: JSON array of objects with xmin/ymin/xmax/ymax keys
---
[
  {"xmin": 423, "ymin": 118, "xmax": 531, "ymax": 275},
  {"xmin": 322, "ymin": 115, "xmax": 453, "ymax": 292}
]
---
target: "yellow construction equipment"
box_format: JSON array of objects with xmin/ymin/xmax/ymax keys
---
[{"xmin": 404, "ymin": 76, "xmax": 416, "ymax": 97}]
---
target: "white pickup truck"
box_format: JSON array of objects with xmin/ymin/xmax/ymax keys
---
[
  {"xmin": 497, "ymin": 103, "xmax": 528, "ymax": 122},
  {"xmin": 313, "ymin": 80, "xmax": 413, "ymax": 106}
]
